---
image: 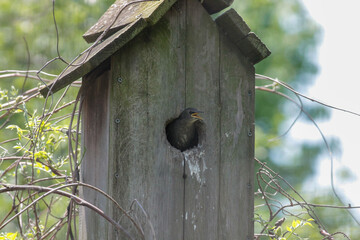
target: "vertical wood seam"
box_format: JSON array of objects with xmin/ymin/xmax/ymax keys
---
[
  {"xmin": 184, "ymin": 0, "xmax": 188, "ymax": 109},
  {"xmin": 109, "ymin": 51, "xmax": 117, "ymax": 239},
  {"xmin": 217, "ymin": 31, "xmax": 222, "ymax": 240},
  {"xmin": 146, "ymin": 54, "xmax": 150, "ymax": 190},
  {"xmin": 182, "ymin": 1, "xmax": 188, "ymax": 239},
  {"xmin": 182, "ymin": 154, "xmax": 186, "ymax": 240},
  {"xmin": 249, "ymin": 66, "xmax": 255, "ymax": 239},
  {"xmin": 107, "ymin": 66, "xmax": 112, "ymax": 239}
]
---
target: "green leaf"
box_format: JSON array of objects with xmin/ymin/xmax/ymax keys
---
[
  {"xmin": 6, "ymin": 125, "xmax": 19, "ymax": 130},
  {"xmin": 34, "ymin": 151, "xmax": 49, "ymax": 161},
  {"xmin": 292, "ymin": 220, "xmax": 300, "ymax": 228},
  {"xmin": 304, "ymin": 222, "xmax": 314, "ymax": 228},
  {"xmin": 275, "ymin": 226, "xmax": 282, "ymax": 237},
  {"xmin": 10, "ymin": 85, "xmax": 18, "ymax": 96},
  {"xmin": 3, "ymin": 232, "xmax": 17, "ymax": 240},
  {"xmin": 15, "ymin": 95, "xmax": 23, "ymax": 103}
]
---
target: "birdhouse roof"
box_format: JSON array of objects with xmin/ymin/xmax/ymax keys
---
[
  {"xmin": 40, "ymin": 0, "xmax": 270, "ymax": 97},
  {"xmin": 82, "ymin": 0, "xmax": 177, "ymax": 44}
]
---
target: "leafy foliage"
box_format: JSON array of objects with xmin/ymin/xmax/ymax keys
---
[{"xmin": 255, "ymin": 215, "xmax": 316, "ymax": 240}]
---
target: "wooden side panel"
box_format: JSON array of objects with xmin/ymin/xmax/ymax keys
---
[
  {"xmin": 80, "ymin": 70, "xmax": 110, "ymax": 240},
  {"xmin": 183, "ymin": 0, "xmax": 221, "ymax": 239},
  {"xmin": 219, "ymin": 33, "xmax": 255, "ymax": 239},
  {"xmin": 108, "ymin": 2, "xmax": 186, "ymax": 239}
]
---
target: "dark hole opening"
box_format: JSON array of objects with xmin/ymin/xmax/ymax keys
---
[{"xmin": 165, "ymin": 117, "xmax": 205, "ymax": 152}]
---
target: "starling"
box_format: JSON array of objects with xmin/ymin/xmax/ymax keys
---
[{"xmin": 166, "ymin": 108, "xmax": 203, "ymax": 151}]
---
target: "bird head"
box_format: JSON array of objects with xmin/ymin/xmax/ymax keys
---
[{"xmin": 180, "ymin": 108, "xmax": 203, "ymax": 122}]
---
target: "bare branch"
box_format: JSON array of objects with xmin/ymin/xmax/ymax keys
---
[
  {"xmin": 255, "ymin": 74, "xmax": 360, "ymax": 117},
  {"xmin": 0, "ymin": 183, "xmax": 135, "ymax": 240}
]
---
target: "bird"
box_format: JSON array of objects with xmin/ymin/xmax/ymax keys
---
[{"xmin": 166, "ymin": 108, "xmax": 203, "ymax": 152}]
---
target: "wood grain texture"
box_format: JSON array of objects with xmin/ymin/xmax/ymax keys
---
[
  {"xmin": 83, "ymin": 0, "xmax": 177, "ymax": 43},
  {"xmin": 108, "ymin": 2, "xmax": 186, "ymax": 239},
  {"xmin": 219, "ymin": 30, "xmax": 255, "ymax": 240},
  {"xmin": 216, "ymin": 9, "xmax": 271, "ymax": 64},
  {"xmin": 183, "ymin": 0, "xmax": 220, "ymax": 239},
  {"xmin": 215, "ymin": 8, "xmax": 250, "ymax": 40},
  {"xmin": 239, "ymin": 32, "xmax": 271, "ymax": 64},
  {"xmin": 80, "ymin": 70, "xmax": 111, "ymax": 240}
]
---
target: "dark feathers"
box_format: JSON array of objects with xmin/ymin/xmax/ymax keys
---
[{"xmin": 166, "ymin": 108, "xmax": 203, "ymax": 151}]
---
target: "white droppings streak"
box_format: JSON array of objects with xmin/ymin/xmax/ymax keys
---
[
  {"xmin": 183, "ymin": 148, "xmax": 206, "ymax": 184},
  {"xmin": 191, "ymin": 212, "xmax": 197, "ymax": 231}
]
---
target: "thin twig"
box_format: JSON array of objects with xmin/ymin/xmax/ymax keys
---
[
  {"xmin": 256, "ymin": 84, "xmax": 360, "ymax": 226},
  {"xmin": 255, "ymin": 74, "xmax": 360, "ymax": 117},
  {"xmin": 0, "ymin": 183, "xmax": 135, "ymax": 240}
]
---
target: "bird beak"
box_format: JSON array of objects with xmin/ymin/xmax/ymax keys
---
[{"xmin": 191, "ymin": 112, "xmax": 203, "ymax": 120}]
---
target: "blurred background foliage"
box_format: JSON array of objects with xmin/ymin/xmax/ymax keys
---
[{"xmin": 0, "ymin": 0, "xmax": 358, "ymax": 238}]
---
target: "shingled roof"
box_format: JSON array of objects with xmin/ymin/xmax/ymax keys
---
[{"xmin": 40, "ymin": 0, "xmax": 270, "ymax": 96}]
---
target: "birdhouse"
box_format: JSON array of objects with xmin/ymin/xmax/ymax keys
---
[{"xmin": 41, "ymin": 0, "xmax": 270, "ymax": 239}]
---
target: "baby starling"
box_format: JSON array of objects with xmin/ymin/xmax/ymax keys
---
[{"xmin": 166, "ymin": 108, "xmax": 203, "ymax": 151}]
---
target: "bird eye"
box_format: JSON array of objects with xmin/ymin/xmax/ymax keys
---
[{"xmin": 189, "ymin": 111, "xmax": 195, "ymax": 114}]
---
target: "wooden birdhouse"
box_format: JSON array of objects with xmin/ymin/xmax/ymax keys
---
[{"xmin": 41, "ymin": 0, "xmax": 270, "ymax": 239}]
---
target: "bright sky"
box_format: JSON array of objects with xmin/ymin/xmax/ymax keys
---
[{"xmin": 294, "ymin": 0, "xmax": 360, "ymax": 217}]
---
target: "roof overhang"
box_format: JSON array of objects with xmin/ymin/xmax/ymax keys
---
[{"xmin": 40, "ymin": 0, "xmax": 270, "ymax": 97}]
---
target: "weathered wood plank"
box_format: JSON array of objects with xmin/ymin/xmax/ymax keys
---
[
  {"xmin": 83, "ymin": 0, "xmax": 178, "ymax": 43},
  {"xmin": 216, "ymin": 9, "xmax": 271, "ymax": 64},
  {"xmin": 40, "ymin": 18, "xmax": 147, "ymax": 97},
  {"xmin": 183, "ymin": 0, "xmax": 220, "ymax": 238},
  {"xmin": 202, "ymin": 0, "xmax": 233, "ymax": 14},
  {"xmin": 80, "ymin": 70, "xmax": 111, "ymax": 240},
  {"xmin": 108, "ymin": 2, "xmax": 186, "ymax": 239},
  {"xmin": 219, "ymin": 32, "xmax": 255, "ymax": 239},
  {"xmin": 239, "ymin": 32, "xmax": 271, "ymax": 64},
  {"xmin": 215, "ymin": 8, "xmax": 250, "ymax": 40}
]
